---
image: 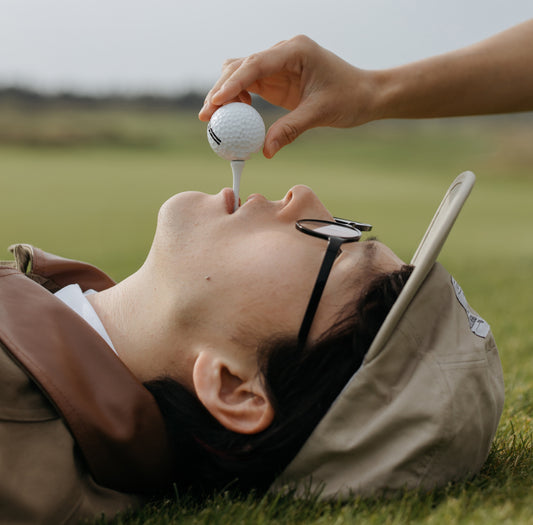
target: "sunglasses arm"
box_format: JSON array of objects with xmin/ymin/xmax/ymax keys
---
[{"xmin": 297, "ymin": 237, "xmax": 344, "ymax": 348}]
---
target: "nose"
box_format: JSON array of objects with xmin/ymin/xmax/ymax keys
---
[{"xmin": 283, "ymin": 185, "xmax": 334, "ymax": 221}]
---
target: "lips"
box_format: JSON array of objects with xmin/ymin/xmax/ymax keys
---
[
  {"xmin": 244, "ymin": 193, "xmax": 264, "ymax": 204},
  {"xmin": 220, "ymin": 188, "xmax": 236, "ymax": 214}
]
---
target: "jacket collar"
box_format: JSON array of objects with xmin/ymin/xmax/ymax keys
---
[
  {"xmin": 0, "ymin": 245, "xmax": 173, "ymax": 493},
  {"xmin": 7, "ymin": 243, "xmax": 116, "ymax": 293}
]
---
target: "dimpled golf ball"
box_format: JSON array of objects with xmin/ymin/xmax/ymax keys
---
[{"xmin": 207, "ymin": 102, "xmax": 265, "ymax": 161}]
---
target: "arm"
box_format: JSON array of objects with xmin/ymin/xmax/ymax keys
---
[
  {"xmin": 199, "ymin": 20, "xmax": 533, "ymax": 157},
  {"xmin": 375, "ymin": 19, "xmax": 533, "ymax": 120}
]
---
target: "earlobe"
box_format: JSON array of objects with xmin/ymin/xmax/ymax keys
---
[{"xmin": 193, "ymin": 351, "xmax": 275, "ymax": 434}]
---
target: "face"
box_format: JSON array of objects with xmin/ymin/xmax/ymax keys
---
[{"xmin": 146, "ymin": 185, "xmax": 404, "ymax": 353}]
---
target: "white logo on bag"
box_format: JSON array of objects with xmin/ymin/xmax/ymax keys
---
[{"xmin": 451, "ymin": 277, "xmax": 490, "ymax": 338}]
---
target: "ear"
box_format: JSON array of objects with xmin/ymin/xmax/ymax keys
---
[{"xmin": 192, "ymin": 350, "xmax": 274, "ymax": 434}]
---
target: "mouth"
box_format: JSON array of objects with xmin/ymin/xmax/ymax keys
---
[
  {"xmin": 220, "ymin": 187, "xmax": 296, "ymax": 215},
  {"xmin": 221, "ymin": 188, "xmax": 269, "ymax": 214}
]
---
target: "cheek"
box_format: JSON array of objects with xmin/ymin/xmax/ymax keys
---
[
  {"xmin": 217, "ymin": 241, "xmax": 317, "ymax": 330},
  {"xmin": 231, "ymin": 280, "xmax": 308, "ymax": 341},
  {"xmin": 227, "ymin": 233, "xmax": 316, "ymax": 289}
]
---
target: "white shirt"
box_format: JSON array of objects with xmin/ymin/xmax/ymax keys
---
[{"xmin": 54, "ymin": 284, "xmax": 118, "ymax": 355}]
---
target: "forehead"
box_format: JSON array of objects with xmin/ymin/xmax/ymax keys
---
[
  {"xmin": 342, "ymin": 240, "xmax": 404, "ymax": 269},
  {"xmin": 325, "ymin": 240, "xmax": 405, "ymax": 306}
]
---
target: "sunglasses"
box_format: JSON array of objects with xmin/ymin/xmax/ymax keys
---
[{"xmin": 295, "ymin": 217, "xmax": 372, "ymax": 348}]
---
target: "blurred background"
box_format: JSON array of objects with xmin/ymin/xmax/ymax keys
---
[{"xmin": 1, "ymin": 2, "xmax": 532, "ymax": 389}]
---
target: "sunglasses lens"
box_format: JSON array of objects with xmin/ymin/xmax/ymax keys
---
[{"xmin": 299, "ymin": 220, "xmax": 361, "ymax": 240}]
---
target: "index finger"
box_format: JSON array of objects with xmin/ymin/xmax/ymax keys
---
[
  {"xmin": 198, "ymin": 58, "xmax": 243, "ymax": 121},
  {"xmin": 210, "ymin": 40, "xmax": 292, "ymax": 105}
]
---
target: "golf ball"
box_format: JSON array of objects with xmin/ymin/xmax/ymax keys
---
[{"xmin": 207, "ymin": 102, "xmax": 265, "ymax": 161}]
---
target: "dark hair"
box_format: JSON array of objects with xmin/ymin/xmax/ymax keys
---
[{"xmin": 144, "ymin": 264, "xmax": 413, "ymax": 494}]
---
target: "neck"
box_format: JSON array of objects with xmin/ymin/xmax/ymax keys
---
[{"xmin": 87, "ymin": 266, "xmax": 195, "ymax": 390}]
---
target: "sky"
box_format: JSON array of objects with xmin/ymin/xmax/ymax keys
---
[{"xmin": 1, "ymin": 0, "xmax": 531, "ymax": 95}]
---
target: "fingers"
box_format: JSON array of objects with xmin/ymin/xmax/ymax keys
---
[
  {"xmin": 199, "ymin": 91, "xmax": 252, "ymax": 121},
  {"xmin": 209, "ymin": 37, "xmax": 307, "ymax": 105},
  {"xmin": 209, "ymin": 55, "xmax": 267, "ymax": 106},
  {"xmin": 237, "ymin": 91, "xmax": 252, "ymax": 105},
  {"xmin": 199, "ymin": 58, "xmax": 245, "ymax": 121},
  {"xmin": 199, "ymin": 36, "xmax": 318, "ymax": 123}
]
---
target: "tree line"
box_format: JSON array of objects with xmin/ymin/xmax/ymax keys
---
[{"xmin": 0, "ymin": 86, "xmax": 277, "ymax": 113}]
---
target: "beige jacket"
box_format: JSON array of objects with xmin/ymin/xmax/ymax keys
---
[{"xmin": 0, "ymin": 245, "xmax": 173, "ymax": 524}]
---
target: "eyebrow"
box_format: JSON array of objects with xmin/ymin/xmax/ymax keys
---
[
  {"xmin": 337, "ymin": 235, "xmax": 378, "ymax": 264},
  {"xmin": 336, "ymin": 235, "xmax": 377, "ymax": 257}
]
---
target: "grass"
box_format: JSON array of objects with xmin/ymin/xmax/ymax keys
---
[{"xmin": 1, "ymin": 106, "xmax": 532, "ymax": 524}]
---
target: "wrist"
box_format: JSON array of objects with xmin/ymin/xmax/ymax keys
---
[
  {"xmin": 334, "ymin": 68, "xmax": 375, "ymax": 127},
  {"xmin": 368, "ymin": 68, "xmax": 400, "ymax": 121},
  {"xmin": 346, "ymin": 68, "xmax": 394, "ymax": 126}
]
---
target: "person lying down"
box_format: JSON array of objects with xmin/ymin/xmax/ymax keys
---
[{"xmin": 0, "ymin": 172, "xmax": 503, "ymax": 524}]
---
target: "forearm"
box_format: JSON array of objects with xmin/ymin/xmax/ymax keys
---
[{"xmin": 370, "ymin": 19, "xmax": 533, "ymax": 121}]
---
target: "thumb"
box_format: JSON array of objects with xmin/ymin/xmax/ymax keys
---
[{"xmin": 263, "ymin": 103, "xmax": 320, "ymax": 158}]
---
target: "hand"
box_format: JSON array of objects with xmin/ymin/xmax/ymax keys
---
[{"xmin": 199, "ymin": 35, "xmax": 377, "ymax": 158}]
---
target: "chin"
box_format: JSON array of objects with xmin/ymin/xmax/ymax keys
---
[{"xmin": 158, "ymin": 191, "xmax": 206, "ymax": 224}]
